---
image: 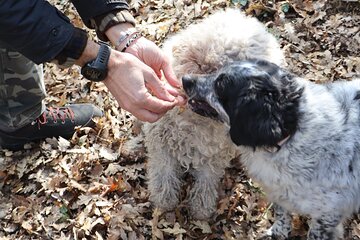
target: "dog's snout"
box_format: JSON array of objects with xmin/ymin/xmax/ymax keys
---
[{"xmin": 182, "ymin": 75, "xmax": 196, "ymax": 92}]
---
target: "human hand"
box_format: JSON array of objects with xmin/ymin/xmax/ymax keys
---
[
  {"xmin": 76, "ymin": 40, "xmax": 181, "ymax": 122},
  {"xmin": 123, "ymin": 37, "xmax": 180, "ymax": 91},
  {"xmin": 105, "ymin": 24, "xmax": 186, "ymax": 104},
  {"xmin": 104, "ymin": 50, "xmax": 181, "ymax": 122}
]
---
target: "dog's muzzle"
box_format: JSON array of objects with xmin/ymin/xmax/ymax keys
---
[
  {"xmin": 188, "ymin": 98, "xmax": 219, "ymax": 120},
  {"xmin": 182, "ymin": 74, "xmax": 222, "ymax": 121}
]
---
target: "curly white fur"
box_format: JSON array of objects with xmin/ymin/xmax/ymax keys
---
[{"xmin": 143, "ymin": 9, "xmax": 285, "ymax": 219}]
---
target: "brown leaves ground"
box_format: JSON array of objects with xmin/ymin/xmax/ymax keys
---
[{"xmin": 0, "ymin": 0, "xmax": 359, "ymax": 239}]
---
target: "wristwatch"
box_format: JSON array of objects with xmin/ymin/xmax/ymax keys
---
[{"xmin": 81, "ymin": 41, "xmax": 111, "ymax": 81}]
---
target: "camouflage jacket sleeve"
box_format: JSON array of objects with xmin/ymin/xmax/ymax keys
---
[{"xmin": 0, "ymin": 0, "xmax": 129, "ymax": 65}]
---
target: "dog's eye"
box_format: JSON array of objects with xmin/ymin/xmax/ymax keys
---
[
  {"xmin": 215, "ymin": 77, "xmax": 225, "ymax": 93},
  {"xmin": 215, "ymin": 73, "xmax": 228, "ymax": 84}
]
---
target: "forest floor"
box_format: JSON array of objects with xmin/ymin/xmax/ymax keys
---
[{"xmin": 0, "ymin": 0, "xmax": 360, "ymax": 239}]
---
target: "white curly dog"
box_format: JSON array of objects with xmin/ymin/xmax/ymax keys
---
[{"xmin": 143, "ymin": 9, "xmax": 285, "ymax": 220}]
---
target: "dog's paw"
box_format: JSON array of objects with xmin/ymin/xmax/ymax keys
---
[
  {"xmin": 258, "ymin": 223, "xmax": 290, "ymax": 240},
  {"xmin": 188, "ymin": 196, "xmax": 216, "ymax": 220},
  {"xmin": 148, "ymin": 179, "xmax": 179, "ymax": 210},
  {"xmin": 257, "ymin": 235, "xmax": 277, "ymax": 240},
  {"xmin": 257, "ymin": 236, "xmax": 288, "ymax": 240},
  {"xmin": 148, "ymin": 169, "xmax": 182, "ymax": 211},
  {"xmin": 257, "ymin": 230, "xmax": 288, "ymax": 240},
  {"xmin": 149, "ymin": 191, "xmax": 179, "ymax": 211},
  {"xmin": 190, "ymin": 206, "xmax": 214, "ymax": 220}
]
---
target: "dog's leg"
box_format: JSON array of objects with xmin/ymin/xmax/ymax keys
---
[
  {"xmin": 188, "ymin": 165, "xmax": 223, "ymax": 220},
  {"xmin": 147, "ymin": 152, "xmax": 182, "ymax": 211},
  {"xmin": 264, "ymin": 204, "xmax": 292, "ymax": 239},
  {"xmin": 307, "ymin": 214, "xmax": 343, "ymax": 240}
]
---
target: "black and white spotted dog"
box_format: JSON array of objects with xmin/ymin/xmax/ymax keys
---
[{"xmin": 182, "ymin": 59, "xmax": 360, "ymax": 240}]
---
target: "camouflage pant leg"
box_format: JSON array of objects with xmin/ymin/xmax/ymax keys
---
[{"xmin": 0, "ymin": 49, "xmax": 46, "ymax": 132}]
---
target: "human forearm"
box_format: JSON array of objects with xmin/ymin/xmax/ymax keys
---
[
  {"xmin": 105, "ymin": 23, "xmax": 136, "ymax": 47},
  {"xmin": 74, "ymin": 39, "xmax": 101, "ymax": 67}
]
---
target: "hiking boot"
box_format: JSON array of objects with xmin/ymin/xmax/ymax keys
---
[{"xmin": 0, "ymin": 103, "xmax": 103, "ymax": 150}]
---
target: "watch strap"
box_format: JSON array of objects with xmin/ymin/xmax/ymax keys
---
[
  {"xmin": 81, "ymin": 41, "xmax": 111, "ymax": 81},
  {"xmin": 93, "ymin": 41, "xmax": 111, "ymax": 69}
]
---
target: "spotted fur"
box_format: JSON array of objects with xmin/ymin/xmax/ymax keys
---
[{"xmin": 183, "ymin": 59, "xmax": 360, "ymax": 239}]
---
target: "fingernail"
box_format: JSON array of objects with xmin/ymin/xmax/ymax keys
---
[
  {"xmin": 175, "ymin": 80, "xmax": 182, "ymax": 88},
  {"xmin": 167, "ymin": 94, "xmax": 175, "ymax": 101},
  {"xmin": 176, "ymin": 96, "xmax": 186, "ymax": 105},
  {"xmin": 177, "ymin": 95, "xmax": 185, "ymax": 101}
]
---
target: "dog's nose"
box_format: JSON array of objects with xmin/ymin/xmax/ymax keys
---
[{"xmin": 182, "ymin": 75, "xmax": 196, "ymax": 92}]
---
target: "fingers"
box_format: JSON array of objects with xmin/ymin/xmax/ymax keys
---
[
  {"xmin": 158, "ymin": 54, "xmax": 185, "ymax": 98},
  {"xmin": 153, "ymin": 68, "xmax": 163, "ymax": 80},
  {"xmin": 126, "ymin": 37, "xmax": 182, "ymax": 96},
  {"xmin": 138, "ymin": 61, "xmax": 186, "ymax": 111},
  {"xmin": 123, "ymin": 92, "xmax": 176, "ymax": 122},
  {"xmin": 149, "ymin": 55, "xmax": 184, "ymax": 97},
  {"xmin": 106, "ymin": 42, "xmax": 184, "ymax": 122},
  {"xmin": 132, "ymin": 109, "xmax": 164, "ymax": 123},
  {"xmin": 143, "ymin": 69, "xmax": 176, "ymax": 102},
  {"xmin": 163, "ymin": 83, "xmax": 182, "ymax": 97},
  {"xmin": 161, "ymin": 57, "xmax": 181, "ymax": 88},
  {"xmin": 175, "ymin": 95, "xmax": 187, "ymax": 106},
  {"xmin": 142, "ymin": 91, "xmax": 177, "ymax": 113}
]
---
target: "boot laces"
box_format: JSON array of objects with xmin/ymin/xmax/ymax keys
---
[{"xmin": 31, "ymin": 107, "xmax": 75, "ymax": 129}]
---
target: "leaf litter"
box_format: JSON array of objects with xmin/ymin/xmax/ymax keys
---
[{"xmin": 0, "ymin": 0, "xmax": 359, "ymax": 239}]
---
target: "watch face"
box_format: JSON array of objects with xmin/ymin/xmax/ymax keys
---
[
  {"xmin": 81, "ymin": 64, "xmax": 107, "ymax": 81},
  {"xmin": 81, "ymin": 43, "xmax": 110, "ymax": 82},
  {"xmin": 85, "ymin": 68, "xmax": 102, "ymax": 80}
]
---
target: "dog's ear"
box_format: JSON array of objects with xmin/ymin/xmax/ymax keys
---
[
  {"xmin": 228, "ymin": 91, "xmax": 285, "ymax": 148},
  {"xmin": 225, "ymin": 62, "xmax": 302, "ymax": 148}
]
